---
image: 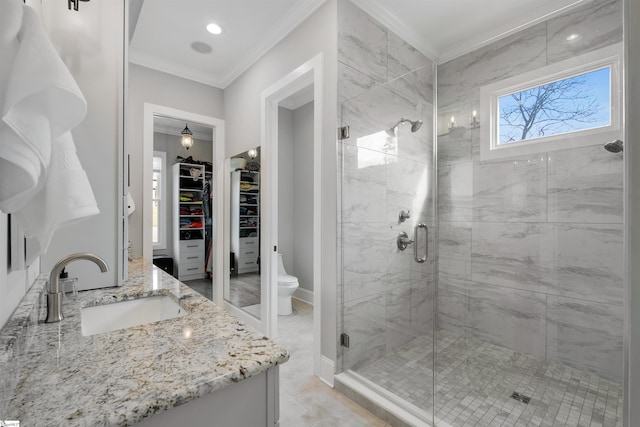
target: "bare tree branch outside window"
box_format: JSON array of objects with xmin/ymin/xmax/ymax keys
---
[{"xmin": 499, "ymin": 67, "xmax": 611, "ymax": 144}]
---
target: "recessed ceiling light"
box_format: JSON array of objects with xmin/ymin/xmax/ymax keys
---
[
  {"xmin": 206, "ymin": 23, "xmax": 223, "ymax": 35},
  {"xmin": 566, "ymin": 33, "xmax": 581, "ymax": 42},
  {"xmin": 191, "ymin": 41, "xmax": 212, "ymax": 54}
]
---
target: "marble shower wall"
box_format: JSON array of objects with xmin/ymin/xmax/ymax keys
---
[
  {"xmin": 437, "ymin": 0, "xmax": 624, "ymax": 381},
  {"xmin": 337, "ymin": 0, "xmax": 436, "ymax": 372}
]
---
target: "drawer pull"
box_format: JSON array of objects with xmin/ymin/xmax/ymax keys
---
[
  {"xmin": 187, "ymin": 256, "xmax": 198, "ymax": 260},
  {"xmin": 187, "ymin": 268, "xmax": 199, "ymax": 271},
  {"xmin": 245, "ymin": 251, "xmax": 254, "ymax": 255},
  {"xmin": 186, "ymin": 245, "xmax": 198, "ymax": 248}
]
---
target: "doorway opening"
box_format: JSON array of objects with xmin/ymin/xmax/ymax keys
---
[{"xmin": 142, "ymin": 103, "xmax": 225, "ymax": 304}]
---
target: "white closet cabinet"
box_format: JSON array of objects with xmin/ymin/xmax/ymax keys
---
[
  {"xmin": 173, "ymin": 163, "xmax": 206, "ymax": 281},
  {"xmin": 230, "ymin": 170, "xmax": 260, "ymax": 274}
]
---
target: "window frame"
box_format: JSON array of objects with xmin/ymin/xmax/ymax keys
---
[
  {"xmin": 480, "ymin": 43, "xmax": 622, "ymax": 161},
  {"xmin": 152, "ymin": 151, "xmax": 167, "ymax": 251}
]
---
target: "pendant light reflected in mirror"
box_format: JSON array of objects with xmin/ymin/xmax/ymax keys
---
[{"xmin": 180, "ymin": 123, "xmax": 194, "ymax": 150}]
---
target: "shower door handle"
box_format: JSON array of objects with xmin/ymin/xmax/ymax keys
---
[{"xmin": 414, "ymin": 224, "xmax": 428, "ymax": 263}]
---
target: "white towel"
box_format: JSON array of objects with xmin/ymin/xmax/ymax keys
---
[
  {"xmin": 0, "ymin": 2, "xmax": 98, "ymax": 254},
  {"xmin": 14, "ymin": 132, "xmax": 99, "ymax": 254},
  {"xmin": 0, "ymin": 2, "xmax": 86, "ymax": 213}
]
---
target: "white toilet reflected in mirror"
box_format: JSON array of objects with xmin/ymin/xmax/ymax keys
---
[{"xmin": 277, "ymin": 253, "xmax": 299, "ymax": 315}]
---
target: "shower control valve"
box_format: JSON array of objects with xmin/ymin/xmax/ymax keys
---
[{"xmin": 397, "ymin": 231, "xmax": 414, "ymax": 251}]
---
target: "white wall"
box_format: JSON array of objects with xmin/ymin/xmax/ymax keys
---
[
  {"xmin": 625, "ymin": 0, "xmax": 640, "ymax": 423},
  {"xmin": 0, "ymin": 0, "xmax": 43, "ymax": 328},
  {"xmin": 278, "ymin": 108, "xmax": 295, "ymax": 272},
  {"xmin": 224, "ymin": 0, "xmax": 338, "ymax": 364},
  {"xmin": 153, "ymin": 132, "xmax": 213, "ymax": 260},
  {"xmin": 128, "ymin": 64, "xmax": 224, "ymax": 258},
  {"xmin": 278, "ymin": 102, "xmax": 315, "ymax": 296},
  {"xmin": 292, "ymin": 102, "xmax": 315, "ymax": 293},
  {"xmin": 39, "ymin": 0, "xmax": 124, "ymax": 291}
]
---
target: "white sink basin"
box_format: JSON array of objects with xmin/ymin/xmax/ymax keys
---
[{"xmin": 81, "ymin": 295, "xmax": 187, "ymax": 336}]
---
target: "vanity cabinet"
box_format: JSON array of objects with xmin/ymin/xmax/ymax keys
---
[
  {"xmin": 135, "ymin": 368, "xmax": 280, "ymax": 427},
  {"xmin": 173, "ymin": 163, "xmax": 206, "ymax": 280},
  {"xmin": 230, "ymin": 170, "xmax": 260, "ymax": 274}
]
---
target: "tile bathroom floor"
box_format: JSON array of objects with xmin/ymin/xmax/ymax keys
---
[
  {"xmin": 356, "ymin": 330, "xmax": 623, "ymax": 427},
  {"xmin": 275, "ymin": 299, "xmax": 389, "ymax": 427},
  {"xmin": 183, "ymin": 273, "xmax": 260, "ymax": 308},
  {"xmin": 182, "ymin": 278, "xmax": 213, "ymax": 300},
  {"xmin": 179, "ymin": 284, "xmax": 387, "ymax": 426},
  {"xmin": 229, "ymin": 272, "xmax": 261, "ymax": 307}
]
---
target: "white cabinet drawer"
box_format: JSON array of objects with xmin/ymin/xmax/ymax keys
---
[
  {"xmin": 180, "ymin": 240, "xmax": 204, "ymax": 253},
  {"xmin": 180, "ymin": 252, "xmax": 204, "ymax": 264},
  {"xmin": 180, "ymin": 262, "xmax": 204, "ymax": 276},
  {"xmin": 239, "ymin": 247, "xmax": 258, "ymax": 258},
  {"xmin": 237, "ymin": 259, "xmax": 257, "ymax": 269},
  {"xmin": 239, "ymin": 238, "xmax": 257, "ymax": 248}
]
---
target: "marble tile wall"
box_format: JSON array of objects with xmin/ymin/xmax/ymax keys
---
[
  {"xmin": 436, "ymin": 0, "xmax": 624, "ymax": 381},
  {"xmin": 337, "ymin": 0, "xmax": 436, "ymax": 373}
]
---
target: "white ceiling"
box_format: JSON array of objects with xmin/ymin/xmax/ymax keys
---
[
  {"xmin": 129, "ymin": 0, "xmax": 326, "ymax": 88},
  {"xmin": 353, "ymin": 0, "xmax": 590, "ymax": 63},
  {"xmin": 130, "ymin": 0, "xmax": 591, "ymax": 89}
]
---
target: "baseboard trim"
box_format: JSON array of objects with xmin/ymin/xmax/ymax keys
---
[
  {"xmin": 293, "ymin": 287, "xmax": 313, "ymax": 305},
  {"xmin": 319, "ymin": 355, "xmax": 334, "ymax": 387}
]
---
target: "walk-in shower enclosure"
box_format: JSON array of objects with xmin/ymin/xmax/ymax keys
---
[{"xmin": 336, "ymin": 1, "xmax": 625, "ymax": 426}]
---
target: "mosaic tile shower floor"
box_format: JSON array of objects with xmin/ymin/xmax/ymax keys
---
[{"xmin": 356, "ymin": 330, "xmax": 622, "ymax": 426}]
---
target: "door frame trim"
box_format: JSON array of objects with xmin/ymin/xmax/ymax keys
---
[
  {"xmin": 260, "ymin": 53, "xmax": 324, "ymax": 378},
  {"xmin": 142, "ymin": 103, "xmax": 225, "ymax": 304}
]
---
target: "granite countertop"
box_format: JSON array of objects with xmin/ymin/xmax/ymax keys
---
[{"xmin": 0, "ymin": 259, "xmax": 289, "ymax": 426}]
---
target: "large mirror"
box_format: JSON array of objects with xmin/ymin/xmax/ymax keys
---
[
  {"xmin": 224, "ymin": 148, "xmax": 261, "ymax": 318},
  {"xmin": 147, "ymin": 115, "xmax": 216, "ymax": 300}
]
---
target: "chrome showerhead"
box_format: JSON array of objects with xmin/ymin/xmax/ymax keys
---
[
  {"xmin": 386, "ymin": 118, "xmax": 423, "ymax": 135},
  {"xmin": 604, "ymin": 139, "xmax": 623, "ymax": 153}
]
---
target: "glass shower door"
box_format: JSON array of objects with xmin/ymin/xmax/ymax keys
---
[{"xmin": 338, "ymin": 64, "xmax": 437, "ymax": 424}]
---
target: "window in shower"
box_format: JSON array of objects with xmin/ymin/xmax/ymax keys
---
[
  {"xmin": 480, "ymin": 44, "xmax": 622, "ymax": 160},
  {"xmin": 499, "ymin": 67, "xmax": 610, "ymax": 143}
]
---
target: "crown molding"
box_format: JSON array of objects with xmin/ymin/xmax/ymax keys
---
[
  {"xmin": 219, "ymin": 0, "xmax": 327, "ymax": 88},
  {"xmin": 350, "ymin": 0, "xmax": 440, "ymax": 62},
  {"xmin": 130, "ymin": 0, "xmax": 327, "ymax": 90},
  {"xmin": 352, "ymin": 0, "xmax": 592, "ymax": 65},
  {"xmin": 129, "ymin": 51, "xmax": 226, "ymax": 89},
  {"xmin": 437, "ymin": 0, "xmax": 591, "ymax": 64}
]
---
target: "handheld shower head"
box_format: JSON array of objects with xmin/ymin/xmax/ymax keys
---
[{"xmin": 411, "ymin": 120, "xmax": 423, "ymax": 132}]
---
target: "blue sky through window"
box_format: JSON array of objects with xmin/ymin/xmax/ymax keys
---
[{"xmin": 499, "ymin": 67, "xmax": 611, "ymax": 144}]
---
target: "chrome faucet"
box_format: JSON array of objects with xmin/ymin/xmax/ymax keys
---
[{"xmin": 45, "ymin": 253, "xmax": 109, "ymax": 323}]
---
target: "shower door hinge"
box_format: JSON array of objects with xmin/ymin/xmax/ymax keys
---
[
  {"xmin": 340, "ymin": 333, "xmax": 350, "ymax": 348},
  {"xmin": 338, "ymin": 126, "xmax": 350, "ymax": 140}
]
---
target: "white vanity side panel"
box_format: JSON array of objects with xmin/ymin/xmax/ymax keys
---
[{"xmin": 135, "ymin": 370, "xmax": 275, "ymax": 427}]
